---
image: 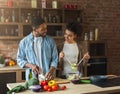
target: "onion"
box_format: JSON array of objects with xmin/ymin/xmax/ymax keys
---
[{"xmin": 29, "ymin": 85, "xmax": 42, "ymax": 92}]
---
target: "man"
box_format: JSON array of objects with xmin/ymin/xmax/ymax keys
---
[{"xmin": 17, "ymin": 17, "xmax": 58, "ymax": 80}]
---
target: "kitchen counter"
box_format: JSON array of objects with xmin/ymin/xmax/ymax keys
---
[
  {"xmin": 0, "ymin": 65, "xmax": 25, "ymax": 82},
  {"xmin": 7, "ymin": 81, "xmax": 120, "ymax": 94},
  {"xmin": 0, "ymin": 65, "xmax": 25, "ymax": 72}
]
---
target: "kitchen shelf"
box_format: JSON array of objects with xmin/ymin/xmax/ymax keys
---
[{"xmin": 0, "ymin": 6, "xmax": 82, "ymax": 39}]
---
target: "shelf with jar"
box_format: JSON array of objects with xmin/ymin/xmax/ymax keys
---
[
  {"xmin": 0, "ymin": 6, "xmax": 82, "ymax": 39},
  {"xmin": 0, "ymin": 7, "xmax": 19, "ymax": 23},
  {"xmin": 0, "ymin": 7, "xmax": 20, "ymax": 39}
]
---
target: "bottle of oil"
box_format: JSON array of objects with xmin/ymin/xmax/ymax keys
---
[{"xmin": 29, "ymin": 69, "xmax": 32, "ymax": 79}]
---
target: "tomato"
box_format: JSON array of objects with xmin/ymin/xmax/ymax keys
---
[
  {"xmin": 61, "ymin": 85, "xmax": 66, "ymax": 90},
  {"xmin": 43, "ymin": 85, "xmax": 49, "ymax": 91},
  {"xmin": 51, "ymin": 85, "xmax": 58, "ymax": 91},
  {"xmin": 40, "ymin": 80, "xmax": 48, "ymax": 88},
  {"xmin": 47, "ymin": 87, "xmax": 52, "ymax": 92}
]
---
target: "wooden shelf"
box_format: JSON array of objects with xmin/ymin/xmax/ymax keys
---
[
  {"xmin": 0, "ymin": 36, "xmax": 23, "ymax": 40},
  {"xmin": 0, "ymin": 22, "xmax": 20, "ymax": 25},
  {"xmin": 0, "ymin": 7, "xmax": 82, "ymax": 39},
  {"xmin": 46, "ymin": 23, "xmax": 64, "ymax": 25}
]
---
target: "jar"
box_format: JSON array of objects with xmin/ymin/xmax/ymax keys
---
[
  {"xmin": 95, "ymin": 28, "xmax": 98, "ymax": 40},
  {"xmin": 52, "ymin": 0, "xmax": 57, "ymax": 9},
  {"xmin": 84, "ymin": 33, "xmax": 88, "ymax": 41},
  {"xmin": 7, "ymin": 0, "xmax": 13, "ymax": 7},
  {"xmin": 89, "ymin": 31, "xmax": 93, "ymax": 41},
  {"xmin": 41, "ymin": 0, "xmax": 46, "ymax": 8},
  {"xmin": 31, "ymin": 0, "xmax": 37, "ymax": 8}
]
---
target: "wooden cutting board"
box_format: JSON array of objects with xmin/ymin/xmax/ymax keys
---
[{"xmin": 54, "ymin": 78, "xmax": 70, "ymax": 84}]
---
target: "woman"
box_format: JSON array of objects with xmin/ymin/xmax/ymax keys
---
[{"xmin": 57, "ymin": 22, "xmax": 90, "ymax": 78}]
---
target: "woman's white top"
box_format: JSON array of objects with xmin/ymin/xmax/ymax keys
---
[{"xmin": 62, "ymin": 43, "xmax": 79, "ymax": 75}]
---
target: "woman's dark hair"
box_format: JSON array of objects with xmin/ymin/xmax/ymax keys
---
[
  {"xmin": 66, "ymin": 22, "xmax": 82, "ymax": 36},
  {"xmin": 31, "ymin": 17, "xmax": 45, "ymax": 29}
]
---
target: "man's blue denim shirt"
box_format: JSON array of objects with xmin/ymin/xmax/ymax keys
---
[{"xmin": 17, "ymin": 33, "xmax": 58, "ymax": 80}]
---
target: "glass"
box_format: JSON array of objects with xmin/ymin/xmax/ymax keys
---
[{"xmin": 66, "ymin": 73, "xmax": 79, "ymax": 80}]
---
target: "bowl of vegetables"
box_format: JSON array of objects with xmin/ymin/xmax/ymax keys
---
[{"xmin": 67, "ymin": 73, "xmax": 80, "ymax": 84}]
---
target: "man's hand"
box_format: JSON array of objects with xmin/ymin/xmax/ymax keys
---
[
  {"xmin": 24, "ymin": 63, "xmax": 41, "ymax": 76},
  {"xmin": 45, "ymin": 66, "xmax": 56, "ymax": 80}
]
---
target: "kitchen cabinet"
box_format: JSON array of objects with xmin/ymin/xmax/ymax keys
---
[
  {"xmin": 0, "ymin": 65, "xmax": 25, "ymax": 94},
  {"xmin": 0, "ymin": 7, "xmax": 82, "ymax": 39},
  {"xmin": 84, "ymin": 40, "xmax": 107, "ymax": 76}
]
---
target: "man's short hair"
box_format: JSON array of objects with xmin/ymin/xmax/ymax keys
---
[{"xmin": 31, "ymin": 17, "xmax": 45, "ymax": 29}]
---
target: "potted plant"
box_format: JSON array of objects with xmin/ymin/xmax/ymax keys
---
[{"xmin": 0, "ymin": 54, "xmax": 5, "ymax": 68}]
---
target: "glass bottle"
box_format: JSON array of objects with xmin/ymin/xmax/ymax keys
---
[
  {"xmin": 0, "ymin": 9, "xmax": 5, "ymax": 22},
  {"xmin": 95, "ymin": 28, "xmax": 98, "ymax": 40},
  {"xmin": 5, "ymin": 27, "xmax": 8, "ymax": 36},
  {"xmin": 89, "ymin": 31, "xmax": 93, "ymax": 41},
  {"xmin": 25, "ymin": 13, "xmax": 31, "ymax": 23},
  {"xmin": 84, "ymin": 33, "xmax": 88, "ymax": 41},
  {"xmin": 21, "ymin": 13, "xmax": 25, "ymax": 23},
  {"xmin": 11, "ymin": 10, "xmax": 15, "ymax": 22},
  {"xmin": 27, "ymin": 13, "xmax": 32, "ymax": 23},
  {"xmin": 48, "ymin": 14, "xmax": 52, "ymax": 23},
  {"xmin": 56, "ymin": 15, "xmax": 60, "ymax": 23},
  {"xmin": 29, "ymin": 69, "xmax": 32, "ymax": 79}
]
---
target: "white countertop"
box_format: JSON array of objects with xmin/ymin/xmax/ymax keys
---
[{"xmin": 7, "ymin": 81, "xmax": 120, "ymax": 94}]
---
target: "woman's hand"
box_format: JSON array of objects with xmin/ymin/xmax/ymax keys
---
[
  {"xmin": 84, "ymin": 52, "xmax": 90, "ymax": 59},
  {"xmin": 59, "ymin": 51, "xmax": 64, "ymax": 59}
]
